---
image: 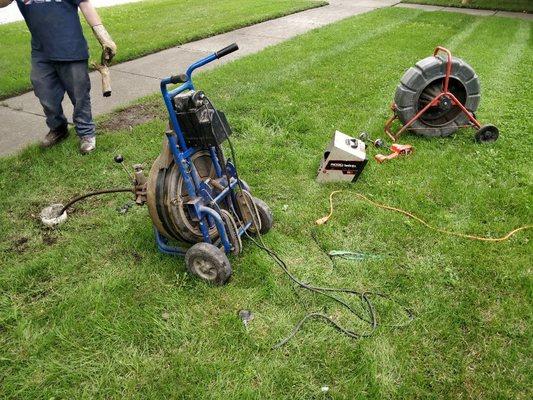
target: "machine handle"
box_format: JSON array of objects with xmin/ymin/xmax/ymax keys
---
[
  {"xmin": 433, "ymin": 46, "xmax": 453, "ymax": 93},
  {"xmin": 161, "ymin": 45, "xmax": 238, "ymax": 101},
  {"xmin": 169, "ymin": 73, "xmax": 188, "ymax": 84},
  {"xmin": 433, "ymin": 46, "xmax": 452, "ymax": 62},
  {"xmin": 215, "ymin": 43, "xmax": 239, "ymax": 59}
]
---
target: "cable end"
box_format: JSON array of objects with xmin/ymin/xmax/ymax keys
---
[{"xmin": 315, "ymin": 216, "xmax": 330, "ymax": 225}]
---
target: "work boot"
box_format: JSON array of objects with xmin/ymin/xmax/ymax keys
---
[
  {"xmin": 79, "ymin": 135, "xmax": 96, "ymax": 154},
  {"xmin": 40, "ymin": 124, "xmax": 69, "ymax": 148}
]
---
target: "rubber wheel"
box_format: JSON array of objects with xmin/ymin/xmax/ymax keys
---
[
  {"xmin": 237, "ymin": 189, "xmax": 262, "ymax": 233},
  {"xmin": 394, "ymin": 55, "xmax": 480, "ymax": 137},
  {"xmin": 475, "ymin": 124, "xmax": 499, "ymax": 143},
  {"xmin": 220, "ymin": 209, "xmax": 242, "ymax": 255},
  {"xmin": 248, "ymin": 197, "xmax": 273, "ymax": 235},
  {"xmin": 238, "ymin": 179, "xmax": 251, "ymax": 192},
  {"xmin": 185, "ymin": 242, "xmax": 232, "ymax": 285}
]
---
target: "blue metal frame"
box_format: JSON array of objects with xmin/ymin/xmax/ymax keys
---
[{"xmin": 155, "ymin": 51, "xmax": 246, "ymax": 256}]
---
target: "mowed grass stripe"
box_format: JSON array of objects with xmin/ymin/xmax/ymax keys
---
[
  {"xmin": 443, "ymin": 18, "xmax": 532, "ymax": 204},
  {"xmin": 208, "ymin": 8, "xmax": 425, "ymax": 111},
  {"xmin": 478, "ymin": 21, "xmax": 530, "ymax": 119},
  {"xmin": 443, "ymin": 18, "xmax": 484, "ymax": 50},
  {"xmin": 402, "ymin": 0, "xmax": 532, "ymax": 13}
]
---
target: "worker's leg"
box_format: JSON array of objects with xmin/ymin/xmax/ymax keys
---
[
  {"xmin": 30, "ymin": 58, "xmax": 68, "ymax": 132},
  {"xmin": 57, "ymin": 60, "xmax": 95, "ymax": 138},
  {"xmin": 57, "ymin": 60, "xmax": 96, "ymax": 153}
]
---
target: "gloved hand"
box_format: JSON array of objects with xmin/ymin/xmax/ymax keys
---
[
  {"xmin": 0, "ymin": 0, "xmax": 14, "ymax": 8},
  {"xmin": 92, "ymin": 24, "xmax": 117, "ymax": 63}
]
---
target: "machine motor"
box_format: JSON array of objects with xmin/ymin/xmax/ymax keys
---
[{"xmin": 173, "ymin": 90, "xmax": 232, "ymax": 147}]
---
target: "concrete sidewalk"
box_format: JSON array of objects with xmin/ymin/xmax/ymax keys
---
[{"xmin": 1, "ymin": 0, "xmax": 529, "ymax": 156}]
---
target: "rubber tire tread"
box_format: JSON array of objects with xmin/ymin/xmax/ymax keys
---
[
  {"xmin": 185, "ymin": 242, "xmax": 232, "ymax": 285},
  {"xmin": 394, "ymin": 55, "xmax": 480, "ymax": 137},
  {"xmin": 251, "ymin": 197, "xmax": 273, "ymax": 235}
]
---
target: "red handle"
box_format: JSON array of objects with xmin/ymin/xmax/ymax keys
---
[{"xmin": 433, "ymin": 46, "xmax": 453, "ymax": 93}]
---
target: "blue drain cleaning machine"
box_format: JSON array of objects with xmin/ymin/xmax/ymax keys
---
[{"xmin": 143, "ymin": 43, "xmax": 273, "ymax": 285}]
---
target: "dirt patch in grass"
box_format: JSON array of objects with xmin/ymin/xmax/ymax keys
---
[
  {"xmin": 98, "ymin": 102, "xmax": 163, "ymax": 132},
  {"xmin": 11, "ymin": 236, "xmax": 29, "ymax": 254},
  {"xmin": 132, "ymin": 251, "xmax": 143, "ymax": 264},
  {"xmin": 42, "ymin": 232, "xmax": 57, "ymax": 246},
  {"xmin": 29, "ymin": 288, "xmax": 50, "ymax": 302}
]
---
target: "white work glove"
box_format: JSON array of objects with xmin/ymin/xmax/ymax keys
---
[
  {"xmin": 92, "ymin": 24, "xmax": 117, "ymax": 63},
  {"xmin": 0, "ymin": 0, "xmax": 13, "ymax": 8}
]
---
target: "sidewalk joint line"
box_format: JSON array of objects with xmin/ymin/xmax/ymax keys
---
[
  {"xmin": 1, "ymin": 104, "xmax": 46, "ymax": 119},
  {"xmin": 108, "ymin": 68, "xmax": 162, "ymax": 80}
]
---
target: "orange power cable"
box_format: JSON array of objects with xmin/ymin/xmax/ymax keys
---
[{"xmin": 315, "ymin": 190, "xmax": 532, "ymax": 243}]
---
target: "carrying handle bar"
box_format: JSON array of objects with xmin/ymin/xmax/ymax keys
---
[
  {"xmin": 161, "ymin": 43, "xmax": 239, "ymax": 91},
  {"xmin": 215, "ymin": 43, "xmax": 239, "ymax": 59},
  {"xmin": 433, "ymin": 46, "xmax": 452, "ymax": 62},
  {"xmin": 169, "ymin": 73, "xmax": 188, "ymax": 84}
]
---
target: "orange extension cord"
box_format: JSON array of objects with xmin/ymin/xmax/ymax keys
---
[{"xmin": 315, "ymin": 190, "xmax": 532, "ymax": 243}]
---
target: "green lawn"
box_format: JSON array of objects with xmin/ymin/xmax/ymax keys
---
[
  {"xmin": 403, "ymin": 0, "xmax": 533, "ymax": 13},
  {"xmin": 1, "ymin": 7, "xmax": 532, "ymax": 399},
  {"xmin": 0, "ymin": 0, "xmax": 323, "ymax": 100}
]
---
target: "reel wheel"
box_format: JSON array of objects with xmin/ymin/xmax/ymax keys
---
[
  {"xmin": 220, "ymin": 209, "xmax": 242, "ymax": 255},
  {"xmin": 248, "ymin": 197, "xmax": 273, "ymax": 235},
  {"xmin": 147, "ymin": 148, "xmax": 219, "ymax": 243},
  {"xmin": 185, "ymin": 242, "xmax": 232, "ymax": 285},
  {"xmin": 394, "ymin": 55, "xmax": 480, "ymax": 137},
  {"xmin": 475, "ymin": 124, "xmax": 499, "ymax": 143}
]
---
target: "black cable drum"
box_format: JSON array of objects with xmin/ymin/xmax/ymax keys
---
[
  {"xmin": 147, "ymin": 147, "xmax": 220, "ymax": 243},
  {"xmin": 394, "ymin": 55, "xmax": 481, "ymax": 137}
]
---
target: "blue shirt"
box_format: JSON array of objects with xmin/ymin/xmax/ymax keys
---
[{"xmin": 17, "ymin": 0, "xmax": 89, "ymax": 61}]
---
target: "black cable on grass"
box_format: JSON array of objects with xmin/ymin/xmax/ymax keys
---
[
  {"xmin": 245, "ymin": 232, "xmax": 415, "ymax": 348},
  {"xmin": 60, "ymin": 188, "xmax": 134, "ymax": 215},
  {"xmin": 310, "ymin": 228, "xmax": 337, "ymax": 268},
  {"xmin": 210, "ymin": 96, "xmax": 414, "ymax": 348}
]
